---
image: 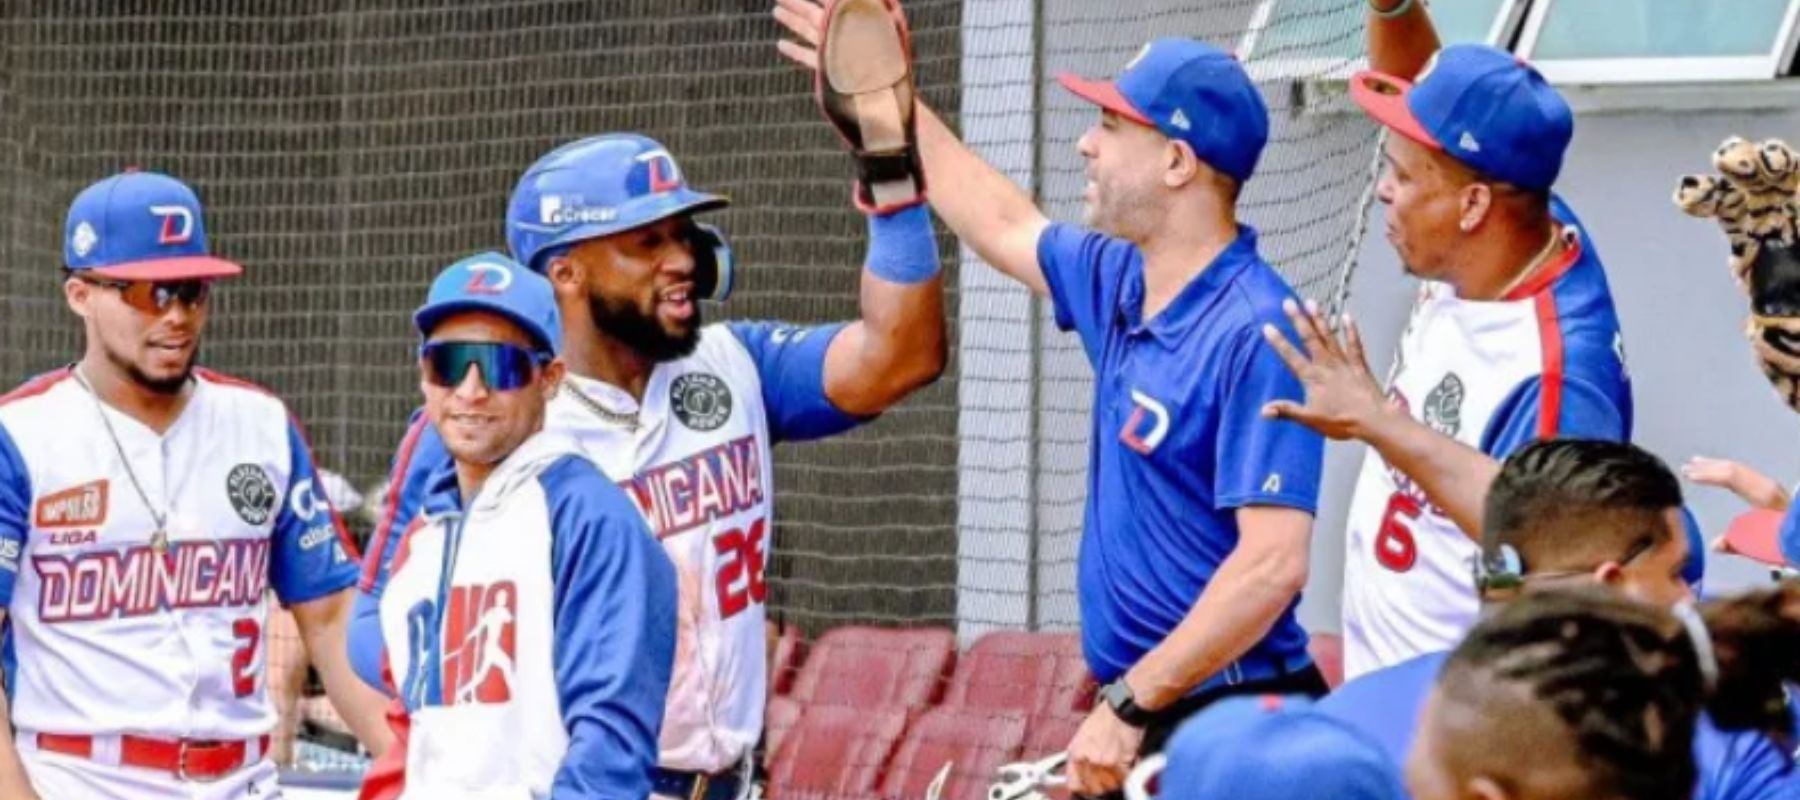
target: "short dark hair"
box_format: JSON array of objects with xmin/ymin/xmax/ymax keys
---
[{"xmin": 1482, "ymin": 438, "xmax": 1683, "ymax": 573}]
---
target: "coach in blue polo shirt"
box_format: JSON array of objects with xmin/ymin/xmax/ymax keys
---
[
  {"xmin": 790, "ymin": 33, "xmax": 1329, "ymax": 795},
  {"xmin": 1046, "ymin": 40, "xmax": 1327, "ymax": 796}
]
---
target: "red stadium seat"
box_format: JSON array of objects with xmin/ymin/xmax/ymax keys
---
[
  {"xmin": 878, "ymin": 706, "xmax": 1030, "ymax": 800},
  {"xmin": 1308, "ymin": 631, "xmax": 1345, "ymax": 690},
  {"xmin": 788, "ymin": 626, "xmax": 957, "ymax": 709},
  {"xmin": 772, "ymin": 624, "xmax": 807, "ymax": 696},
  {"xmin": 765, "ymin": 695, "xmax": 803, "ymax": 761},
  {"xmin": 941, "ymin": 631, "xmax": 1090, "ymax": 717},
  {"xmin": 766, "ymin": 703, "xmax": 909, "ymax": 799}
]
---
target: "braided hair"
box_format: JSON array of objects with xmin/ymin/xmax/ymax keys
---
[{"xmin": 1431, "ymin": 582, "xmax": 1800, "ymax": 800}]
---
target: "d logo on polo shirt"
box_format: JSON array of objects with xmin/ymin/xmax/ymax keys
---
[{"xmin": 1120, "ymin": 390, "xmax": 1170, "ymax": 455}]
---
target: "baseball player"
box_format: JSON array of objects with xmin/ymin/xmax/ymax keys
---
[
  {"xmin": 1318, "ymin": 439, "xmax": 1800, "ymax": 800},
  {"xmin": 349, "ymin": 12, "xmax": 947, "ymax": 796},
  {"xmin": 0, "ymin": 170, "xmax": 390, "ymax": 799},
  {"xmin": 1261, "ymin": 1, "xmax": 1631, "ymax": 680},
  {"xmin": 358, "ymin": 254, "xmax": 676, "ymax": 800},
  {"xmin": 777, "ymin": 10, "xmax": 1329, "ymax": 797}
]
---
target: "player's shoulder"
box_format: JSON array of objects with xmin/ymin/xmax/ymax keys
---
[
  {"xmin": 194, "ymin": 368, "xmax": 295, "ymax": 422},
  {"xmin": 537, "ymin": 454, "xmax": 646, "ymax": 529},
  {"xmin": 0, "ymin": 367, "xmax": 78, "ymax": 423}
]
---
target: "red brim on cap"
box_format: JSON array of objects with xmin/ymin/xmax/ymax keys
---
[
  {"xmin": 1055, "ymin": 73, "xmax": 1154, "ymax": 127},
  {"xmin": 1349, "ymin": 70, "xmax": 1442, "ymax": 151},
  {"xmin": 87, "ymin": 256, "xmax": 243, "ymax": 282},
  {"xmin": 1722, "ymin": 509, "xmax": 1788, "ymax": 568}
]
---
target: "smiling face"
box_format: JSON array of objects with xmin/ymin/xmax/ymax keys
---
[
  {"xmin": 565, "ymin": 216, "xmax": 703, "ymax": 362},
  {"xmin": 420, "ymin": 311, "xmax": 562, "ymax": 470},
  {"xmin": 66, "ymin": 275, "xmax": 212, "ymax": 395}
]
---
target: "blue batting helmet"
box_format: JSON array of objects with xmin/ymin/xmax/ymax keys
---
[{"xmin": 505, "ymin": 133, "xmax": 737, "ymax": 301}]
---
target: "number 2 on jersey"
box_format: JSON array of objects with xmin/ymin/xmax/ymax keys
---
[
  {"xmin": 713, "ymin": 519, "xmax": 768, "ymax": 619},
  {"xmin": 1375, "ymin": 494, "xmax": 1422, "ymax": 572},
  {"xmin": 231, "ymin": 617, "xmax": 261, "ymax": 698}
]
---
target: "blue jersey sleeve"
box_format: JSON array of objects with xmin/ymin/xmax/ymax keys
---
[
  {"xmin": 1693, "ymin": 717, "xmax": 1800, "ymax": 800},
  {"xmin": 269, "ymin": 418, "xmax": 361, "ymax": 606},
  {"xmin": 541, "ymin": 456, "xmax": 677, "ymax": 800},
  {"xmin": 724, "ymin": 321, "xmax": 866, "ymax": 444},
  {"xmin": 1215, "ymin": 326, "xmax": 1324, "ymax": 512},
  {"xmin": 1480, "ymin": 375, "xmax": 1630, "ymax": 459},
  {"xmin": 0, "ymin": 425, "xmax": 28, "ymax": 607},
  {"xmin": 350, "ymin": 409, "xmax": 450, "ymax": 693},
  {"xmin": 1036, "ymin": 223, "xmax": 1133, "ymax": 366}
]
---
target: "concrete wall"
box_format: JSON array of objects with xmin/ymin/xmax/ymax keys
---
[{"xmin": 1300, "ymin": 100, "xmax": 1800, "ymax": 632}]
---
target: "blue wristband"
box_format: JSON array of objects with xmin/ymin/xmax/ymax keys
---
[{"xmin": 864, "ymin": 204, "xmax": 941, "ymax": 284}]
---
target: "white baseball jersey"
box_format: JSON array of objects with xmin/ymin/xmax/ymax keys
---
[
  {"xmin": 1340, "ymin": 200, "xmax": 1632, "ymax": 680},
  {"xmin": 353, "ymin": 321, "xmax": 864, "ymax": 774},
  {"xmin": 0, "ymin": 367, "xmax": 359, "ymax": 741},
  {"xmin": 376, "ymin": 432, "xmax": 674, "ymax": 799}
]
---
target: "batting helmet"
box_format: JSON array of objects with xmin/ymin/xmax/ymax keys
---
[{"xmin": 505, "ymin": 133, "xmax": 737, "ymax": 301}]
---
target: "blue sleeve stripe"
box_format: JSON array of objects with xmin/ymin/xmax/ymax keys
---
[{"xmin": 360, "ymin": 414, "xmax": 431, "ymax": 593}]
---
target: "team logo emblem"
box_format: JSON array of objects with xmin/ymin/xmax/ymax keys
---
[
  {"xmin": 635, "ymin": 148, "xmax": 684, "ymax": 193},
  {"xmin": 1120, "ymin": 389, "xmax": 1171, "ymax": 455},
  {"xmin": 34, "ymin": 480, "xmax": 108, "ymax": 529},
  {"xmin": 70, "ymin": 222, "xmax": 99, "ymax": 257},
  {"xmin": 226, "ymin": 463, "xmax": 278, "ymax": 525},
  {"xmin": 463, "ymin": 262, "xmax": 513, "ymax": 295},
  {"xmin": 1423, "ymin": 373, "xmax": 1465, "ymax": 437},
  {"xmin": 671, "ymin": 372, "xmax": 733, "ymax": 431},
  {"xmin": 444, "ymin": 581, "xmax": 517, "ymax": 705},
  {"xmin": 149, "ymin": 205, "xmax": 195, "ymax": 245}
]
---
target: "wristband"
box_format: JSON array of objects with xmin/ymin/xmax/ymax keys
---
[{"xmin": 864, "ymin": 204, "xmax": 940, "ymax": 284}]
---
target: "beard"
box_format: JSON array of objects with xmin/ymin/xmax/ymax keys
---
[
  {"xmin": 589, "ymin": 291, "xmax": 700, "ymax": 363},
  {"xmin": 1084, "ymin": 178, "xmax": 1157, "ymax": 242},
  {"xmin": 106, "ymin": 342, "xmax": 194, "ymax": 395}
]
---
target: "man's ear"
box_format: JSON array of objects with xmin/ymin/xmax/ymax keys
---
[
  {"xmin": 64, "ymin": 276, "xmax": 94, "ymax": 319},
  {"xmin": 1468, "ymin": 775, "xmax": 1512, "ymax": 800},
  {"xmin": 1594, "ymin": 561, "xmax": 1627, "ymax": 588},
  {"xmin": 541, "ymin": 358, "xmax": 567, "ymax": 394},
  {"xmin": 1164, "ymin": 140, "xmax": 1201, "ymax": 189},
  {"xmin": 1458, "ymin": 182, "xmax": 1495, "ymax": 233},
  {"xmin": 544, "ymin": 252, "xmax": 585, "ymax": 299}
]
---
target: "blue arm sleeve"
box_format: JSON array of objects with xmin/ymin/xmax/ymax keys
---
[
  {"xmin": 1036, "ymin": 222, "xmax": 1133, "ymax": 367},
  {"xmin": 1480, "ymin": 375, "xmax": 1630, "ymax": 459},
  {"xmin": 543, "ymin": 456, "xmax": 677, "ymax": 800},
  {"xmin": 725, "ymin": 321, "xmax": 866, "ymax": 444},
  {"xmin": 350, "ymin": 410, "xmax": 448, "ymax": 693},
  {"xmin": 0, "ymin": 425, "xmax": 28, "ymax": 606},
  {"xmin": 269, "ymin": 419, "xmax": 360, "ymax": 606},
  {"xmin": 1215, "ymin": 326, "xmax": 1324, "ymax": 512},
  {"xmin": 1692, "ymin": 719, "xmax": 1800, "ymax": 800},
  {"xmin": 1782, "ymin": 503, "xmax": 1800, "ymax": 568}
]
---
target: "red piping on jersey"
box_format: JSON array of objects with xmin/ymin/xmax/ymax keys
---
[
  {"xmin": 1505, "ymin": 231, "xmax": 1581, "ymax": 438},
  {"xmin": 362, "ymin": 416, "xmax": 430, "ymax": 593},
  {"xmin": 196, "ymin": 368, "xmax": 364, "ymax": 562},
  {"xmin": 0, "ymin": 367, "xmax": 73, "ymax": 407}
]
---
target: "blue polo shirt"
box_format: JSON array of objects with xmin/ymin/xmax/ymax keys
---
[
  {"xmin": 1318, "ymin": 651, "xmax": 1800, "ymax": 800},
  {"xmin": 1038, "ymin": 223, "xmax": 1325, "ymax": 688}
]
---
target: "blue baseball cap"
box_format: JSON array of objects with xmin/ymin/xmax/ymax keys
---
[
  {"xmin": 1057, "ymin": 38, "xmax": 1269, "ymax": 184},
  {"xmin": 63, "ymin": 170, "xmax": 243, "ymax": 281},
  {"xmin": 1155, "ymin": 695, "xmax": 1406, "ymax": 800},
  {"xmin": 1352, "ymin": 44, "xmax": 1573, "ymax": 192},
  {"xmin": 414, "ymin": 252, "xmax": 562, "ymax": 356}
]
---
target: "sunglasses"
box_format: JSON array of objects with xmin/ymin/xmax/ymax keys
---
[
  {"xmin": 79, "ymin": 276, "xmax": 211, "ymax": 314},
  {"xmin": 1475, "ymin": 534, "xmax": 1659, "ymax": 603},
  {"xmin": 420, "ymin": 341, "xmax": 550, "ymax": 392}
]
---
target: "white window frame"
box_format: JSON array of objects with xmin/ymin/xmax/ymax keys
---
[
  {"xmin": 1240, "ymin": 0, "xmax": 1532, "ymax": 83},
  {"xmin": 1517, "ymin": 0, "xmax": 1800, "ymax": 84}
]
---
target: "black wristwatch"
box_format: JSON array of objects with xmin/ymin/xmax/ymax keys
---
[{"xmin": 1099, "ymin": 677, "xmax": 1156, "ymax": 728}]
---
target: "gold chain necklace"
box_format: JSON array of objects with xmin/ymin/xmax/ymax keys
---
[
  {"xmin": 1495, "ymin": 226, "xmax": 1564, "ymax": 300},
  {"xmin": 72, "ymin": 367, "xmax": 173, "ymax": 554},
  {"xmin": 560, "ymin": 379, "xmax": 640, "ymax": 432}
]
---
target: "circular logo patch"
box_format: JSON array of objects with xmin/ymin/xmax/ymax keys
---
[
  {"xmin": 670, "ymin": 372, "xmax": 732, "ymax": 432},
  {"xmin": 226, "ymin": 463, "xmax": 278, "ymax": 526}
]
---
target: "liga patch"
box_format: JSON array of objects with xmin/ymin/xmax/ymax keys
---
[
  {"xmin": 671, "ymin": 372, "xmax": 733, "ymax": 432},
  {"xmin": 226, "ymin": 463, "xmax": 278, "ymax": 525},
  {"xmin": 34, "ymin": 480, "xmax": 109, "ymax": 529}
]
